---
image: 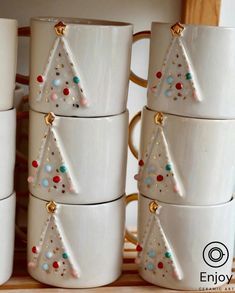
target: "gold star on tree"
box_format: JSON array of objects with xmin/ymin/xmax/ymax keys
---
[
  {"xmin": 149, "ymin": 201, "xmax": 159, "ymax": 213},
  {"xmin": 44, "ymin": 112, "xmax": 55, "ymax": 126},
  {"xmin": 46, "ymin": 201, "xmax": 57, "ymax": 214},
  {"xmin": 54, "ymin": 21, "xmax": 67, "ymax": 36},
  {"xmin": 170, "ymin": 22, "xmax": 184, "ymax": 36},
  {"xmin": 154, "ymin": 112, "xmax": 164, "ymax": 125}
]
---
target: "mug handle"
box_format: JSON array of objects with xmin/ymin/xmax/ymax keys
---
[
  {"xmin": 128, "ymin": 111, "xmax": 142, "ymax": 159},
  {"xmin": 130, "ymin": 30, "xmax": 151, "ymax": 88},
  {"xmin": 16, "ymin": 27, "xmax": 30, "ymax": 85},
  {"xmin": 125, "ymin": 193, "xmax": 138, "ymax": 245}
]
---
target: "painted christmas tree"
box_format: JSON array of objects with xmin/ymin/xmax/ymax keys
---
[
  {"xmin": 35, "ymin": 21, "xmax": 88, "ymax": 109},
  {"xmin": 136, "ymin": 201, "xmax": 183, "ymax": 281},
  {"xmin": 28, "ymin": 201, "xmax": 81, "ymax": 278},
  {"xmin": 150, "ymin": 22, "xmax": 201, "ymax": 102},
  {"xmin": 135, "ymin": 112, "xmax": 183, "ymax": 198},
  {"xmin": 28, "ymin": 112, "xmax": 78, "ymax": 195}
]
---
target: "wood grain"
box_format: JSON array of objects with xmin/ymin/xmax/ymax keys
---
[{"xmin": 182, "ymin": 0, "xmax": 221, "ymax": 25}]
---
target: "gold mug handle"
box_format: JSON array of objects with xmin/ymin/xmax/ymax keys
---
[
  {"xmin": 125, "ymin": 193, "xmax": 138, "ymax": 245},
  {"xmin": 128, "ymin": 111, "xmax": 142, "ymax": 159},
  {"xmin": 16, "ymin": 27, "xmax": 30, "ymax": 85},
  {"xmin": 130, "ymin": 30, "xmax": 151, "ymax": 88}
]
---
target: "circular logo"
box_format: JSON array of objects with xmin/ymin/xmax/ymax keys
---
[{"xmin": 203, "ymin": 241, "xmax": 229, "ymax": 268}]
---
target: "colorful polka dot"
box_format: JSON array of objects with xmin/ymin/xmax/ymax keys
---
[
  {"xmin": 53, "ymin": 176, "xmax": 61, "ymax": 183},
  {"xmin": 73, "ymin": 76, "xmax": 80, "ymax": 84},
  {"xmin": 62, "ymin": 252, "xmax": 68, "ymax": 259},
  {"xmin": 44, "ymin": 164, "xmax": 53, "ymax": 173},
  {"xmin": 37, "ymin": 75, "xmax": 43, "ymax": 83},
  {"xmin": 185, "ymin": 72, "xmax": 192, "ymax": 80},
  {"xmin": 166, "ymin": 76, "xmax": 174, "ymax": 84},
  {"xmin": 165, "ymin": 251, "xmax": 171, "ymax": 258},
  {"xmin": 175, "ymin": 82, "xmax": 183, "ymax": 90},
  {"xmin": 42, "ymin": 263, "xmax": 49, "ymax": 271},
  {"xmin": 157, "ymin": 175, "xmax": 164, "ymax": 182},
  {"xmin": 156, "ymin": 71, "xmax": 162, "ymax": 79},
  {"xmin": 42, "ymin": 178, "xmax": 49, "ymax": 188},
  {"xmin": 158, "ymin": 262, "xmax": 164, "ymax": 269},
  {"xmin": 32, "ymin": 160, "xmax": 38, "ymax": 168},
  {"xmin": 52, "ymin": 79, "xmax": 61, "ymax": 87},
  {"xmin": 147, "ymin": 250, "xmax": 156, "ymax": 258},
  {"xmin": 59, "ymin": 165, "xmax": 67, "ymax": 173},
  {"xmin": 165, "ymin": 164, "xmax": 172, "ymax": 171},
  {"xmin": 53, "ymin": 261, "xmax": 59, "ymax": 269},
  {"xmin": 45, "ymin": 251, "xmax": 53, "ymax": 259},
  {"xmin": 138, "ymin": 160, "xmax": 144, "ymax": 167},
  {"xmin": 63, "ymin": 88, "xmax": 70, "ymax": 95},
  {"xmin": 144, "ymin": 176, "xmax": 154, "ymax": 186},
  {"xmin": 147, "ymin": 262, "xmax": 155, "ymax": 271},
  {"xmin": 164, "ymin": 89, "xmax": 173, "ymax": 97}
]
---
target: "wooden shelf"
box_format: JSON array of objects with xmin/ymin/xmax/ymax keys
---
[{"xmin": 1, "ymin": 238, "xmax": 234, "ymax": 292}]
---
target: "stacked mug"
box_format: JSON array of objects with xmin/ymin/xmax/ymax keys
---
[
  {"xmin": 0, "ymin": 18, "xmax": 17, "ymax": 285},
  {"xmin": 27, "ymin": 17, "xmax": 133, "ymax": 288},
  {"xmin": 127, "ymin": 22, "xmax": 235, "ymax": 290}
]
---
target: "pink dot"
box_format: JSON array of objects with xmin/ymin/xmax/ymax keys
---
[
  {"xmin": 172, "ymin": 269, "xmax": 178, "ymax": 279},
  {"xmin": 28, "ymin": 262, "xmax": 36, "ymax": 269},
  {"xmin": 69, "ymin": 186, "xmax": 75, "ymax": 192},
  {"xmin": 173, "ymin": 185, "xmax": 179, "ymax": 193},
  {"xmin": 50, "ymin": 92, "xmax": 58, "ymax": 101},
  {"xmin": 27, "ymin": 176, "xmax": 34, "ymax": 183},
  {"xmin": 71, "ymin": 270, "xmax": 79, "ymax": 278},
  {"xmin": 80, "ymin": 97, "xmax": 88, "ymax": 107},
  {"xmin": 134, "ymin": 174, "xmax": 141, "ymax": 181}
]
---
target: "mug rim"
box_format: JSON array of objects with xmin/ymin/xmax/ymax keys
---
[
  {"xmin": 30, "ymin": 192, "xmax": 124, "ymax": 206},
  {"xmin": 31, "ymin": 108, "xmax": 128, "ymax": 120},
  {"xmin": 31, "ymin": 17, "xmax": 132, "ymax": 27},
  {"xmin": 151, "ymin": 21, "xmax": 235, "ymax": 30},
  {"xmin": 139, "ymin": 193, "xmax": 235, "ymax": 209},
  {"xmin": 0, "ymin": 18, "xmax": 17, "ymax": 24},
  {"xmin": 144, "ymin": 106, "xmax": 235, "ymax": 122}
]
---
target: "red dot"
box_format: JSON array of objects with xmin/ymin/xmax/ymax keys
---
[
  {"xmin": 156, "ymin": 71, "xmax": 162, "ymax": 79},
  {"xmin": 63, "ymin": 88, "xmax": 70, "ymax": 95},
  {"xmin": 158, "ymin": 262, "xmax": 164, "ymax": 269},
  {"xmin": 175, "ymin": 82, "xmax": 183, "ymax": 90},
  {"xmin": 157, "ymin": 175, "xmax": 164, "ymax": 181},
  {"xmin": 139, "ymin": 160, "xmax": 144, "ymax": 167},
  {"xmin": 53, "ymin": 176, "xmax": 61, "ymax": 183},
  {"xmin": 37, "ymin": 75, "xmax": 43, "ymax": 83},
  {"xmin": 136, "ymin": 244, "xmax": 143, "ymax": 252},
  {"xmin": 53, "ymin": 261, "xmax": 59, "ymax": 269},
  {"xmin": 32, "ymin": 160, "xmax": 38, "ymax": 168},
  {"xmin": 32, "ymin": 246, "xmax": 38, "ymax": 254}
]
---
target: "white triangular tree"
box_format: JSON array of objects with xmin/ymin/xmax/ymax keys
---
[
  {"xmin": 136, "ymin": 202, "xmax": 183, "ymax": 281},
  {"xmin": 135, "ymin": 113, "xmax": 183, "ymax": 198},
  {"xmin": 35, "ymin": 21, "xmax": 88, "ymax": 108},
  {"xmin": 150, "ymin": 36, "xmax": 201, "ymax": 102},
  {"xmin": 28, "ymin": 201, "xmax": 81, "ymax": 278},
  {"xmin": 28, "ymin": 112, "xmax": 79, "ymax": 195}
]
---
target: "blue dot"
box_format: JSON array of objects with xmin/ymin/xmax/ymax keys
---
[
  {"xmin": 147, "ymin": 165, "xmax": 156, "ymax": 174},
  {"xmin": 144, "ymin": 176, "xmax": 153, "ymax": 186},
  {"xmin": 45, "ymin": 251, "xmax": 53, "ymax": 259},
  {"xmin": 165, "ymin": 164, "xmax": 172, "ymax": 171},
  {"xmin": 41, "ymin": 263, "xmax": 49, "ymax": 271},
  {"xmin": 166, "ymin": 76, "xmax": 174, "ymax": 84},
  {"xmin": 147, "ymin": 262, "xmax": 155, "ymax": 271},
  {"xmin": 44, "ymin": 164, "xmax": 52, "ymax": 173},
  {"xmin": 52, "ymin": 79, "xmax": 61, "ymax": 87},
  {"xmin": 147, "ymin": 250, "xmax": 156, "ymax": 258},
  {"xmin": 165, "ymin": 89, "xmax": 172, "ymax": 97},
  {"xmin": 42, "ymin": 178, "xmax": 49, "ymax": 188}
]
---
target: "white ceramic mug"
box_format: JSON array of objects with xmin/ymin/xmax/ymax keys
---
[
  {"xmin": 27, "ymin": 193, "xmax": 125, "ymax": 288},
  {"xmin": 29, "ymin": 17, "xmax": 134, "ymax": 117},
  {"xmin": 0, "ymin": 192, "xmax": 15, "ymax": 285},
  {"xmin": 129, "ymin": 107, "xmax": 235, "ymax": 205},
  {"xmin": 0, "ymin": 19, "xmax": 17, "ymax": 110},
  {"xmin": 146, "ymin": 22, "xmax": 235, "ymax": 118},
  {"xmin": 126, "ymin": 193, "xmax": 235, "ymax": 290},
  {"xmin": 28, "ymin": 109, "xmax": 128, "ymax": 204},
  {"xmin": 0, "ymin": 108, "xmax": 16, "ymax": 199}
]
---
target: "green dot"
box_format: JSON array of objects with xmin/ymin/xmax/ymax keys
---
[
  {"xmin": 73, "ymin": 76, "xmax": 80, "ymax": 84},
  {"xmin": 185, "ymin": 72, "xmax": 192, "ymax": 80},
  {"xmin": 60, "ymin": 165, "xmax": 67, "ymax": 173},
  {"xmin": 165, "ymin": 251, "xmax": 171, "ymax": 258},
  {"xmin": 165, "ymin": 164, "xmax": 172, "ymax": 171},
  {"xmin": 62, "ymin": 252, "xmax": 68, "ymax": 259}
]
